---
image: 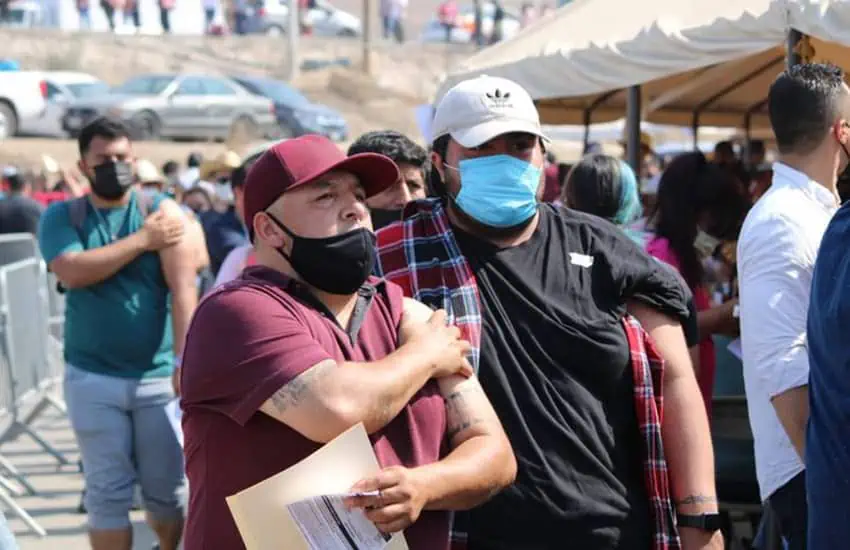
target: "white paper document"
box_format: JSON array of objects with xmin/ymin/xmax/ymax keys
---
[
  {"xmin": 288, "ymin": 494, "xmax": 392, "ymax": 550},
  {"xmin": 727, "ymin": 338, "xmax": 743, "ymax": 361},
  {"xmin": 226, "ymin": 423, "xmax": 409, "ymax": 550},
  {"xmin": 164, "ymin": 399, "xmax": 183, "ymax": 448}
]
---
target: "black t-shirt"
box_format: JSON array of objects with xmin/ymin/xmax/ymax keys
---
[
  {"xmin": 656, "ymin": 260, "xmax": 700, "ymax": 348},
  {"xmin": 454, "ymin": 205, "xmax": 688, "ymax": 550},
  {"xmin": 0, "ymin": 194, "xmax": 44, "ymax": 235}
]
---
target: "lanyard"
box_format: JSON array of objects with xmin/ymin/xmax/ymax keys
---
[{"xmin": 89, "ymin": 193, "xmax": 135, "ymax": 244}]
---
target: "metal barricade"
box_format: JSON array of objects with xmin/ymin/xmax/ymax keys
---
[
  {"xmin": 0, "ymin": 259, "xmax": 50, "ymax": 406},
  {"xmin": 0, "ymin": 238, "xmax": 71, "ymax": 538},
  {"xmin": 45, "ymin": 271, "xmax": 65, "ymax": 343},
  {"xmin": 0, "ymin": 234, "xmax": 40, "ymax": 268},
  {"xmin": 0, "ymin": 256, "xmax": 68, "ymax": 459}
]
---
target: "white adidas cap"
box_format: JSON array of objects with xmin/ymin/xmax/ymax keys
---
[{"xmin": 432, "ymin": 75, "xmax": 546, "ymax": 148}]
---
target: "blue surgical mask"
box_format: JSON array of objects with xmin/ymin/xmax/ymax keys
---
[
  {"xmin": 450, "ymin": 154, "xmax": 541, "ymax": 228},
  {"xmin": 140, "ymin": 186, "xmax": 159, "ymax": 202}
]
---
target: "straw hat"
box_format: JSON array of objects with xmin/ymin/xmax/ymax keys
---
[
  {"xmin": 136, "ymin": 159, "xmax": 164, "ymax": 184},
  {"xmin": 619, "ymin": 130, "xmax": 655, "ymax": 153},
  {"xmin": 200, "ymin": 150, "xmax": 242, "ymax": 181}
]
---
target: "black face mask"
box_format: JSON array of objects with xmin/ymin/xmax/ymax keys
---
[
  {"xmin": 370, "ymin": 208, "xmax": 403, "ymax": 231},
  {"xmin": 91, "ymin": 161, "xmax": 134, "ymax": 200},
  {"xmin": 266, "ymin": 213, "xmax": 377, "ymax": 295}
]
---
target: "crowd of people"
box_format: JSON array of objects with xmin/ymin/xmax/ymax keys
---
[
  {"xmin": 75, "ymin": 0, "xmax": 177, "ymax": 32},
  {"xmin": 0, "ymin": 60, "xmax": 849, "ymax": 550},
  {"xmin": 70, "ymin": 0, "xmax": 319, "ymax": 36}
]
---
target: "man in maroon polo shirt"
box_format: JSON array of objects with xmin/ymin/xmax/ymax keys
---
[{"xmin": 179, "ymin": 135, "xmax": 516, "ymax": 550}]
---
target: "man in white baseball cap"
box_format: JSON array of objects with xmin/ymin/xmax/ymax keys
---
[
  {"xmin": 431, "ymin": 75, "xmax": 547, "ymax": 149},
  {"xmin": 375, "ymin": 75, "xmax": 721, "ymax": 550}
]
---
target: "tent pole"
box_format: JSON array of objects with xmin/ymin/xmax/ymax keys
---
[
  {"xmin": 626, "ymin": 86, "xmax": 642, "ymax": 174},
  {"xmin": 580, "ymin": 90, "xmax": 621, "ymax": 153},
  {"xmin": 691, "ymin": 113, "xmax": 700, "ymax": 151},
  {"xmin": 787, "ymin": 29, "xmax": 803, "ymax": 69}
]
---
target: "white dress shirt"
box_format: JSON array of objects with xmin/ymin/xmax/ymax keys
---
[{"xmin": 737, "ymin": 162, "xmax": 838, "ymax": 501}]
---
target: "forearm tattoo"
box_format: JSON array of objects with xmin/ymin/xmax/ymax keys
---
[{"xmin": 675, "ymin": 494, "xmax": 718, "ymax": 506}]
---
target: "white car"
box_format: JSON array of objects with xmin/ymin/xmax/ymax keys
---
[
  {"xmin": 260, "ymin": 0, "xmax": 361, "ymax": 37},
  {"xmin": 420, "ymin": 4, "xmax": 521, "ymax": 44},
  {"xmin": 0, "ymin": 0, "xmax": 45, "ymax": 29},
  {"xmin": 0, "ymin": 71, "xmax": 49, "ymax": 139},
  {"xmin": 0, "ymin": 70, "xmax": 108, "ymax": 139},
  {"xmin": 29, "ymin": 72, "xmax": 110, "ymax": 137}
]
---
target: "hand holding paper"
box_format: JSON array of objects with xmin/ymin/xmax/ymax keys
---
[
  {"xmin": 226, "ymin": 423, "xmax": 409, "ymax": 550},
  {"xmin": 345, "ymin": 465, "xmax": 429, "ymax": 534}
]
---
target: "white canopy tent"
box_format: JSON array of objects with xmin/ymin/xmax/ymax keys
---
[{"xmin": 435, "ymin": 0, "xmax": 850, "ymax": 129}]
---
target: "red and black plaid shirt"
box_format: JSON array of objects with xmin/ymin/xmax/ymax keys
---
[{"xmin": 376, "ymin": 199, "xmax": 680, "ymax": 550}]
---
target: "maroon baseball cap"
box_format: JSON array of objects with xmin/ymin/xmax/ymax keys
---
[{"xmin": 243, "ymin": 134, "xmax": 400, "ymax": 232}]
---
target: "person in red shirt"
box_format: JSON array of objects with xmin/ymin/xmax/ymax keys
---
[
  {"xmin": 179, "ymin": 135, "xmax": 516, "ymax": 550},
  {"xmin": 438, "ymin": 0, "xmax": 458, "ymax": 42}
]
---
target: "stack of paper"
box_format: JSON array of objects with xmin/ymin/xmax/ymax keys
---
[{"xmin": 226, "ymin": 423, "xmax": 409, "ymax": 550}]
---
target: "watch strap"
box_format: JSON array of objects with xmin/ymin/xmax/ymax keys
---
[{"xmin": 677, "ymin": 513, "xmax": 723, "ymax": 532}]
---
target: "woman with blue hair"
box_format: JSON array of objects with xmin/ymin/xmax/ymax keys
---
[
  {"xmin": 562, "ymin": 154, "xmax": 701, "ymax": 368},
  {"xmin": 562, "ymin": 155, "xmax": 649, "ymax": 246}
]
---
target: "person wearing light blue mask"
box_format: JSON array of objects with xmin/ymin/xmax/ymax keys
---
[
  {"xmin": 444, "ymin": 152, "xmax": 543, "ymax": 229},
  {"xmin": 376, "ymin": 75, "xmax": 721, "ymax": 550},
  {"xmin": 136, "ymin": 158, "xmax": 168, "ymax": 204}
]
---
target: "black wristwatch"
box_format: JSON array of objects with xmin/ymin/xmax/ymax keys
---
[{"xmin": 677, "ymin": 513, "xmax": 723, "ymax": 532}]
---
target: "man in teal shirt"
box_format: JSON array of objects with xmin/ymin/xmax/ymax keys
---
[{"xmin": 37, "ymin": 117, "xmax": 199, "ymax": 550}]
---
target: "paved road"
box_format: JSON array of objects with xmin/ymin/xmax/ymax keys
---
[{"xmin": 3, "ymin": 406, "xmax": 163, "ymax": 550}]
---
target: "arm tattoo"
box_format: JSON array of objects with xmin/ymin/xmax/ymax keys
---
[
  {"xmin": 267, "ymin": 361, "xmax": 333, "ymax": 414},
  {"xmin": 445, "ymin": 388, "xmax": 484, "ymax": 441},
  {"xmin": 675, "ymin": 494, "xmax": 718, "ymax": 506}
]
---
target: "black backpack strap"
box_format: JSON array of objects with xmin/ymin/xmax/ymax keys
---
[
  {"xmin": 67, "ymin": 196, "xmax": 89, "ymax": 235},
  {"xmin": 57, "ymin": 197, "xmax": 89, "ymax": 295}
]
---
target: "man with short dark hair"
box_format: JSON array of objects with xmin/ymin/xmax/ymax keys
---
[
  {"xmin": 713, "ymin": 141, "xmax": 736, "ymax": 166},
  {"xmin": 162, "ymin": 160, "xmax": 180, "ymax": 191},
  {"xmin": 37, "ymin": 116, "xmax": 199, "ymax": 550},
  {"xmin": 378, "ymin": 75, "xmax": 720, "ymax": 550},
  {"xmin": 0, "ymin": 167, "xmax": 44, "ymax": 234},
  {"xmin": 803, "ymin": 64, "xmax": 850, "ymax": 548},
  {"xmin": 179, "ymin": 152, "xmax": 203, "ymax": 189},
  {"xmin": 348, "ymin": 131, "xmax": 428, "ymax": 229},
  {"xmin": 738, "ymin": 63, "xmax": 848, "ymax": 550}
]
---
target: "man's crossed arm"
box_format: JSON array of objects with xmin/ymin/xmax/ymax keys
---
[{"xmin": 259, "ymin": 298, "xmax": 516, "ymax": 531}]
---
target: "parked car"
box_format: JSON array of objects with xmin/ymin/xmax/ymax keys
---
[
  {"xmin": 0, "ymin": 0, "xmax": 44, "ymax": 29},
  {"xmin": 62, "ymin": 74, "xmax": 278, "ymax": 142},
  {"xmin": 0, "ymin": 70, "xmax": 49, "ymax": 139},
  {"xmin": 27, "ymin": 72, "xmax": 110, "ymax": 137},
  {"xmin": 230, "ymin": 75, "xmax": 348, "ymax": 141},
  {"xmin": 420, "ymin": 3, "xmax": 521, "ymax": 44},
  {"xmin": 260, "ymin": 0, "xmax": 361, "ymax": 37}
]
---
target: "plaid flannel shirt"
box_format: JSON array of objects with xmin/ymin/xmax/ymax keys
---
[{"xmin": 376, "ymin": 199, "xmax": 681, "ymax": 550}]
